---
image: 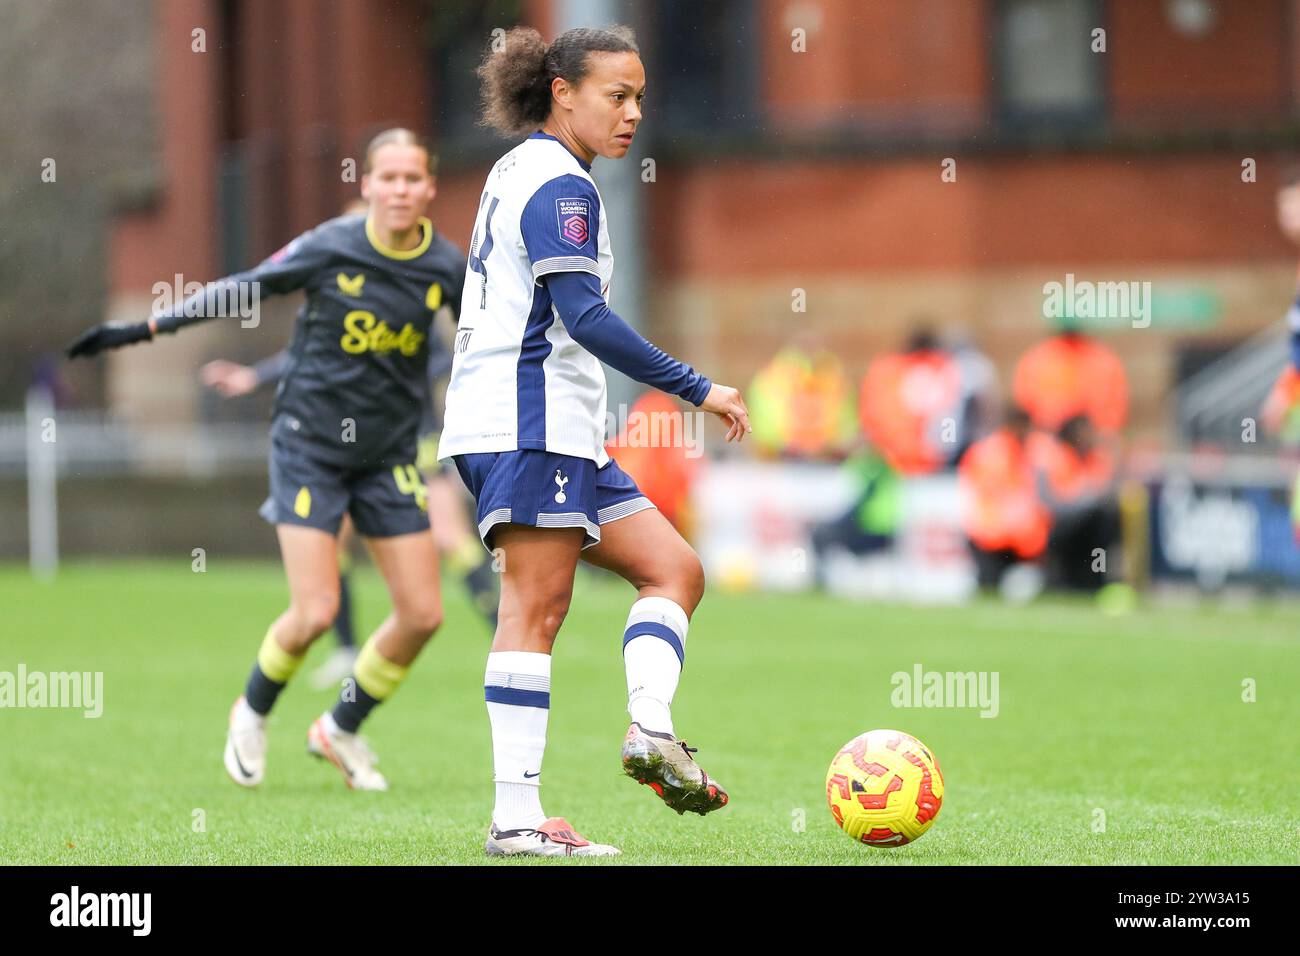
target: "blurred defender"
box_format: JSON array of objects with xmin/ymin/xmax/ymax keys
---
[
  {"xmin": 204, "ymin": 345, "xmax": 368, "ymax": 689},
  {"xmin": 203, "ymin": 198, "xmax": 369, "ymax": 691},
  {"xmin": 203, "ymin": 335, "xmax": 502, "ymax": 687},
  {"xmin": 69, "ymin": 130, "xmax": 465, "ymax": 792}
]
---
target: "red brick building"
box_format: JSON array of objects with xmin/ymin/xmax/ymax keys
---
[{"xmin": 106, "ymin": 0, "xmax": 1300, "ymax": 444}]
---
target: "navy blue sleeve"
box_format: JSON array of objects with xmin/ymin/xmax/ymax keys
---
[
  {"xmin": 545, "ymin": 270, "xmax": 712, "ymax": 406},
  {"xmin": 520, "ymin": 174, "xmax": 600, "ymax": 281}
]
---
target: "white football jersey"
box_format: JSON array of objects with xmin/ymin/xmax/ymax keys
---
[{"xmin": 438, "ymin": 133, "xmax": 614, "ymax": 466}]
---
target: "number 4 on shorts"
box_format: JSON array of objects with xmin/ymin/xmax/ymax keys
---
[{"xmin": 392, "ymin": 464, "xmax": 427, "ymax": 512}]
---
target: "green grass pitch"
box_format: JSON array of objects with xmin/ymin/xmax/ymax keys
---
[{"xmin": 1, "ymin": 560, "xmax": 1297, "ymax": 865}]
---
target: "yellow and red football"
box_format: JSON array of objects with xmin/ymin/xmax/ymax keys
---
[{"xmin": 826, "ymin": 729, "xmax": 944, "ymax": 847}]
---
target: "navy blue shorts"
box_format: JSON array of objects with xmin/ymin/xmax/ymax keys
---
[
  {"xmin": 259, "ymin": 436, "xmax": 431, "ymax": 538},
  {"xmin": 451, "ymin": 449, "xmax": 654, "ymax": 550}
]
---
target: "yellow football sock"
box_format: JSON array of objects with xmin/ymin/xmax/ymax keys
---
[
  {"xmin": 353, "ymin": 639, "xmax": 410, "ymax": 701},
  {"xmin": 256, "ymin": 626, "xmax": 305, "ymax": 683}
]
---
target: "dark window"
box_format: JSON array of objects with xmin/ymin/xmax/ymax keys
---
[
  {"xmin": 648, "ymin": 0, "xmax": 760, "ymax": 134},
  {"xmin": 427, "ymin": 0, "xmax": 524, "ymax": 155},
  {"xmin": 993, "ymin": 0, "xmax": 1105, "ymax": 130}
]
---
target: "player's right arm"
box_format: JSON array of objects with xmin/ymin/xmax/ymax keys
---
[
  {"xmin": 201, "ymin": 349, "xmax": 291, "ymax": 398},
  {"xmin": 67, "ymin": 227, "xmax": 331, "ymax": 359}
]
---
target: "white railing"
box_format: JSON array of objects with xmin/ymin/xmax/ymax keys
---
[
  {"xmin": 1175, "ymin": 320, "xmax": 1289, "ymax": 447},
  {"xmin": 0, "ymin": 407, "xmax": 269, "ymax": 478},
  {"xmin": 3, "ymin": 395, "xmax": 270, "ymax": 576}
]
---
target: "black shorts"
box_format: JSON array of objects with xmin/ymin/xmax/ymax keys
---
[{"xmin": 258, "ymin": 436, "xmax": 431, "ymax": 538}]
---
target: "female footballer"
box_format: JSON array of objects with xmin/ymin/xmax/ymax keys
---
[
  {"xmin": 201, "ymin": 198, "xmax": 369, "ymax": 693},
  {"xmin": 439, "ymin": 26, "xmax": 751, "ymax": 856},
  {"xmin": 202, "ymin": 333, "xmax": 502, "ymax": 688},
  {"xmin": 69, "ymin": 129, "xmax": 465, "ymax": 792}
]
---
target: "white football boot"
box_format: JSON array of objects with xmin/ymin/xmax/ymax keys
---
[
  {"xmin": 485, "ymin": 817, "xmax": 620, "ymax": 858},
  {"xmin": 306, "ymin": 712, "xmax": 388, "ymax": 791},
  {"xmin": 224, "ymin": 696, "xmax": 267, "ymax": 788}
]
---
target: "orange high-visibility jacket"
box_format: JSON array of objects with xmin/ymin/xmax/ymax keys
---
[
  {"xmin": 859, "ymin": 350, "xmax": 962, "ymax": 475},
  {"xmin": 604, "ymin": 391, "xmax": 699, "ymax": 533},
  {"xmin": 957, "ymin": 428, "xmax": 1050, "ymax": 558},
  {"xmin": 1013, "ymin": 335, "xmax": 1128, "ymax": 435},
  {"xmin": 1026, "ymin": 432, "xmax": 1116, "ymax": 504}
]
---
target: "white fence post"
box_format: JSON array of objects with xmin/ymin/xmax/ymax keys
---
[{"xmin": 26, "ymin": 386, "xmax": 58, "ymax": 579}]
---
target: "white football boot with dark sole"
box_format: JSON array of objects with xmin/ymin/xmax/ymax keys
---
[{"xmin": 485, "ymin": 817, "xmax": 620, "ymax": 857}]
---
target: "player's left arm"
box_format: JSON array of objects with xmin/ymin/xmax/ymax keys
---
[
  {"xmin": 522, "ymin": 175, "xmax": 748, "ymax": 441},
  {"xmin": 545, "ymin": 270, "xmax": 750, "ymax": 442}
]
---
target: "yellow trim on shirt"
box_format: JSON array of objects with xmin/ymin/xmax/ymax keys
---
[{"xmin": 365, "ymin": 216, "xmax": 433, "ymax": 260}]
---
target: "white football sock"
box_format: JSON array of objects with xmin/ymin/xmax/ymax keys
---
[
  {"xmin": 484, "ymin": 650, "xmax": 550, "ymax": 830},
  {"xmin": 623, "ymin": 596, "xmax": 689, "ymax": 738}
]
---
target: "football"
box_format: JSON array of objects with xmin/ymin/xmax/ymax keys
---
[{"xmin": 825, "ymin": 729, "xmax": 944, "ymax": 846}]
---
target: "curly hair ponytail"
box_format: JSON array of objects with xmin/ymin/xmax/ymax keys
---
[{"xmin": 477, "ymin": 25, "xmax": 639, "ymax": 137}]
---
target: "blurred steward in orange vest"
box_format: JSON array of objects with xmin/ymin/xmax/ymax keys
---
[
  {"xmin": 859, "ymin": 329, "xmax": 966, "ymax": 475},
  {"xmin": 604, "ymin": 390, "xmax": 701, "ymax": 535},
  {"xmin": 748, "ymin": 343, "xmax": 857, "ymax": 460},
  {"xmin": 1028, "ymin": 415, "xmax": 1119, "ymax": 592},
  {"xmin": 958, "ymin": 406, "xmax": 1050, "ymax": 589},
  {"xmin": 1013, "ymin": 321, "xmax": 1128, "ymax": 436}
]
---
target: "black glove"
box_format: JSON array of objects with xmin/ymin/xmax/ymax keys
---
[{"xmin": 66, "ymin": 321, "xmax": 153, "ymax": 359}]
